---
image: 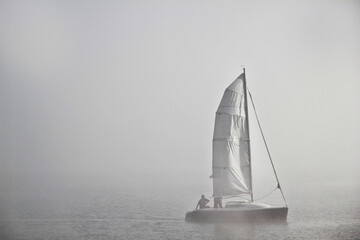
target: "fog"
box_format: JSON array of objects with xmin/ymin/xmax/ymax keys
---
[{"xmin": 1, "ymin": 0, "xmax": 360, "ymax": 204}]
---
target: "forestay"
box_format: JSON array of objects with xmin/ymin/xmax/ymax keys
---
[{"xmin": 212, "ymin": 73, "xmax": 251, "ymax": 197}]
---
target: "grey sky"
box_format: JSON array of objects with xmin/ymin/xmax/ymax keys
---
[{"xmin": 1, "ymin": 0, "xmax": 359, "ymax": 192}]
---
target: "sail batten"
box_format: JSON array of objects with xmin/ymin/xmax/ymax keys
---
[{"xmin": 212, "ymin": 73, "xmax": 252, "ymax": 197}]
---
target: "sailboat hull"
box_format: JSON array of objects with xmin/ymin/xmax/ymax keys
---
[{"xmin": 185, "ymin": 205, "xmax": 288, "ymax": 223}]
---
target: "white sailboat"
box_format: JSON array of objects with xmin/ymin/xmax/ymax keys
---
[{"xmin": 185, "ymin": 68, "xmax": 288, "ymax": 222}]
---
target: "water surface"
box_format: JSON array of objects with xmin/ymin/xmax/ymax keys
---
[{"xmin": 1, "ymin": 181, "xmax": 359, "ymax": 239}]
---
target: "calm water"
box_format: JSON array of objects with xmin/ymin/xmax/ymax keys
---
[{"xmin": 1, "ymin": 181, "xmax": 359, "ymax": 240}]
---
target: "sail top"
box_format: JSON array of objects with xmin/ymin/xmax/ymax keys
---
[
  {"xmin": 212, "ymin": 73, "xmax": 251, "ymax": 197},
  {"xmin": 216, "ymin": 73, "xmax": 245, "ymax": 116},
  {"xmin": 226, "ymin": 73, "xmax": 245, "ymax": 93}
]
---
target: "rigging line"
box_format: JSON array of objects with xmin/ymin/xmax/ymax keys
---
[
  {"xmin": 247, "ymin": 89, "xmax": 288, "ymax": 207},
  {"xmin": 253, "ymin": 187, "xmax": 278, "ymax": 202}
]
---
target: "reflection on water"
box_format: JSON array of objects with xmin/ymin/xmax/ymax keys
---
[{"xmin": 213, "ymin": 222, "xmax": 288, "ymax": 240}]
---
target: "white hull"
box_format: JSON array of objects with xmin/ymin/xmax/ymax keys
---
[{"xmin": 185, "ymin": 203, "xmax": 288, "ymax": 223}]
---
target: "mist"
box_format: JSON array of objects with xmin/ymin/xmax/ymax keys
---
[{"xmin": 0, "ymin": 0, "xmax": 360, "ymax": 239}]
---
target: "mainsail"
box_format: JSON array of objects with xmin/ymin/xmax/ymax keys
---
[{"xmin": 212, "ymin": 73, "xmax": 252, "ymax": 197}]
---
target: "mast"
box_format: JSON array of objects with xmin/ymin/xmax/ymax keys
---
[{"xmin": 242, "ymin": 67, "xmax": 254, "ymax": 202}]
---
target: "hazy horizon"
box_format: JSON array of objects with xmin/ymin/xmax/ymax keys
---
[{"xmin": 1, "ymin": 0, "xmax": 359, "ymax": 203}]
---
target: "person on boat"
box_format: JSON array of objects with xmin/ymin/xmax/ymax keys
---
[
  {"xmin": 196, "ymin": 195, "xmax": 210, "ymax": 209},
  {"xmin": 214, "ymin": 197, "xmax": 223, "ymax": 208}
]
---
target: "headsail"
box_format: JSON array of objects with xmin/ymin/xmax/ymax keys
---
[{"xmin": 212, "ymin": 73, "xmax": 251, "ymax": 197}]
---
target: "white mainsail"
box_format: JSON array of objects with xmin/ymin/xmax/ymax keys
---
[{"xmin": 212, "ymin": 73, "xmax": 251, "ymax": 197}]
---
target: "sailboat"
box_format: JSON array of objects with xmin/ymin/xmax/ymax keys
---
[{"xmin": 185, "ymin": 68, "xmax": 288, "ymax": 222}]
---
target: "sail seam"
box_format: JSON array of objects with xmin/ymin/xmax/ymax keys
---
[
  {"xmin": 218, "ymin": 106, "xmax": 241, "ymax": 108},
  {"xmin": 212, "ymin": 166, "xmax": 249, "ymax": 169},
  {"xmin": 225, "ymin": 88, "xmax": 243, "ymax": 95},
  {"xmin": 215, "ymin": 112, "xmax": 242, "ymax": 116},
  {"xmin": 213, "ymin": 138, "xmax": 249, "ymax": 141}
]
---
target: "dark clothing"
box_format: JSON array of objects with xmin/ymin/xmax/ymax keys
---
[
  {"xmin": 197, "ymin": 198, "xmax": 210, "ymax": 209},
  {"xmin": 214, "ymin": 197, "xmax": 223, "ymax": 208}
]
